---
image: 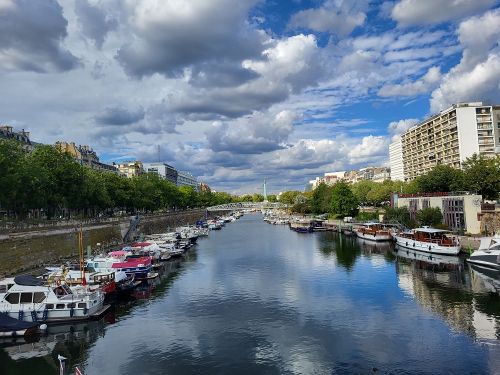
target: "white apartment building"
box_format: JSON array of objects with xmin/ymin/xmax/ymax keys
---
[
  {"xmin": 143, "ymin": 162, "xmax": 178, "ymax": 185},
  {"xmin": 389, "ymin": 102, "xmax": 500, "ymax": 181},
  {"xmin": 177, "ymin": 171, "xmax": 198, "ymax": 190},
  {"xmin": 389, "ymin": 140, "xmax": 404, "ymax": 181}
]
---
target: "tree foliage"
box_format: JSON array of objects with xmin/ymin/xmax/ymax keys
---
[
  {"xmin": 0, "ymin": 139, "xmax": 238, "ymax": 218},
  {"xmin": 414, "ymin": 164, "xmax": 464, "ymax": 193},
  {"xmin": 462, "ymin": 154, "xmax": 500, "ymax": 200},
  {"xmin": 416, "ymin": 207, "xmax": 443, "ymax": 227},
  {"xmin": 330, "ymin": 182, "xmax": 359, "ymax": 217}
]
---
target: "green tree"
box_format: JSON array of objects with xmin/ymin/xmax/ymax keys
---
[
  {"xmin": 462, "ymin": 154, "xmax": 500, "ymax": 200},
  {"xmin": 330, "ymin": 182, "xmax": 359, "ymax": 217},
  {"xmin": 252, "ymin": 193, "xmax": 264, "ymax": 202},
  {"xmin": 278, "ymin": 190, "xmax": 301, "ymax": 205},
  {"xmin": 416, "ymin": 207, "xmax": 443, "ymax": 227},
  {"xmin": 311, "ymin": 183, "xmax": 332, "ymax": 214},
  {"xmin": 415, "ymin": 164, "xmax": 464, "ymax": 193},
  {"xmin": 384, "ymin": 206, "xmax": 413, "ymax": 228},
  {"xmin": 267, "ymin": 194, "xmax": 277, "ymax": 202},
  {"xmin": 352, "ymin": 180, "xmax": 376, "ymax": 205}
]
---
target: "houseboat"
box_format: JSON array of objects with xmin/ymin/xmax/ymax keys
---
[
  {"xmin": 393, "ymin": 227, "xmax": 460, "ymax": 255},
  {"xmin": 289, "ymin": 220, "xmax": 312, "ymax": 233},
  {"xmin": 354, "ymin": 223, "xmax": 393, "ymax": 242},
  {"xmin": 0, "ymin": 275, "xmax": 108, "ymax": 323}
]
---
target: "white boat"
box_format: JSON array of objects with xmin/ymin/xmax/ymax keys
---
[
  {"xmin": 0, "ymin": 275, "xmax": 108, "ymax": 323},
  {"xmin": 467, "ymin": 235, "xmax": 500, "ymax": 270},
  {"xmin": 354, "ymin": 223, "xmax": 393, "ymax": 242},
  {"xmin": 393, "ymin": 227, "xmax": 461, "ymax": 255}
]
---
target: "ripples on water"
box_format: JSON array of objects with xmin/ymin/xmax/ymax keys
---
[{"xmin": 2, "ymin": 214, "xmax": 500, "ymax": 374}]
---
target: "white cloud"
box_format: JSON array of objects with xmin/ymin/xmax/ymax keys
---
[
  {"xmin": 430, "ymin": 8, "xmax": 500, "ymax": 112},
  {"xmin": 378, "ymin": 66, "xmax": 441, "ymax": 97},
  {"xmin": 289, "ymin": 0, "xmax": 366, "ymax": 35},
  {"xmin": 387, "ymin": 118, "xmax": 419, "ymax": 142},
  {"xmin": 391, "ymin": 0, "xmax": 498, "ymax": 27}
]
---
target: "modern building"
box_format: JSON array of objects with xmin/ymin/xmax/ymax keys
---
[
  {"xmin": 390, "ymin": 102, "xmax": 500, "ymax": 181},
  {"xmin": 117, "ymin": 161, "xmax": 144, "ymax": 178},
  {"xmin": 389, "ymin": 140, "xmax": 404, "ymax": 181},
  {"xmin": 143, "ymin": 162, "xmax": 178, "ymax": 185},
  {"xmin": 392, "ymin": 192, "xmax": 483, "ymax": 234},
  {"xmin": 177, "ymin": 171, "xmax": 198, "ymax": 190},
  {"xmin": 0, "ymin": 125, "xmax": 39, "ymax": 151},
  {"xmin": 55, "ymin": 141, "xmax": 118, "ymax": 173}
]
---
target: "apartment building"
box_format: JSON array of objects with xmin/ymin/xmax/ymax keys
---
[
  {"xmin": 55, "ymin": 141, "xmax": 118, "ymax": 173},
  {"xmin": 390, "ymin": 102, "xmax": 500, "ymax": 181},
  {"xmin": 117, "ymin": 161, "xmax": 144, "ymax": 178},
  {"xmin": 177, "ymin": 171, "xmax": 198, "ymax": 190},
  {"xmin": 389, "ymin": 140, "xmax": 404, "ymax": 181},
  {"xmin": 143, "ymin": 162, "xmax": 178, "ymax": 185},
  {"xmin": 0, "ymin": 125, "xmax": 39, "ymax": 151}
]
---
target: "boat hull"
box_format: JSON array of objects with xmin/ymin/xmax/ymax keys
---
[
  {"xmin": 394, "ymin": 235, "xmax": 460, "ymax": 255},
  {"xmin": 467, "ymin": 250, "xmax": 500, "ymax": 270},
  {"xmin": 355, "ymin": 231, "xmax": 392, "ymax": 242}
]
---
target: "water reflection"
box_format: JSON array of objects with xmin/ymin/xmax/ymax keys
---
[{"xmin": 4, "ymin": 216, "xmax": 500, "ymax": 375}]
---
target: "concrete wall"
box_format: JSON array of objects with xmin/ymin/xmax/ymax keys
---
[{"xmin": 456, "ymin": 106, "xmax": 480, "ymax": 163}]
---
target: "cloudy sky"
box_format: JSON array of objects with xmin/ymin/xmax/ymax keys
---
[{"xmin": 0, "ymin": 0, "xmax": 499, "ymax": 194}]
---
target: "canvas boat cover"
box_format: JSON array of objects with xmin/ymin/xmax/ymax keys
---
[
  {"xmin": 0, "ymin": 313, "xmax": 38, "ymax": 332},
  {"xmin": 14, "ymin": 275, "xmax": 45, "ymax": 287}
]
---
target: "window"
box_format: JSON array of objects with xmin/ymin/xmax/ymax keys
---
[
  {"xmin": 67, "ymin": 302, "xmax": 76, "ymax": 308},
  {"xmin": 46, "ymin": 304, "xmax": 54, "ymax": 309},
  {"xmin": 56, "ymin": 304, "xmax": 65, "ymax": 309},
  {"xmin": 20, "ymin": 293, "xmax": 33, "ymax": 303},
  {"xmin": 5, "ymin": 293, "xmax": 20, "ymax": 304},
  {"xmin": 78, "ymin": 303, "xmax": 87, "ymax": 308},
  {"xmin": 33, "ymin": 292, "xmax": 46, "ymax": 303},
  {"xmin": 0, "ymin": 285, "xmax": 7, "ymax": 293}
]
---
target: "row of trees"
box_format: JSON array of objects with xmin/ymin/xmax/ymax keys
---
[
  {"xmin": 0, "ymin": 140, "xmax": 240, "ymax": 219},
  {"xmin": 281, "ymin": 153, "xmax": 500, "ymax": 218}
]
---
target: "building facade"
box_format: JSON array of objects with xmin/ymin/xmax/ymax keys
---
[
  {"xmin": 143, "ymin": 162, "xmax": 178, "ymax": 185},
  {"xmin": 177, "ymin": 171, "xmax": 198, "ymax": 190},
  {"xmin": 389, "ymin": 139, "xmax": 404, "ymax": 181},
  {"xmin": 392, "ymin": 192, "xmax": 482, "ymax": 234},
  {"xmin": 117, "ymin": 161, "xmax": 144, "ymax": 178},
  {"xmin": 0, "ymin": 125, "xmax": 38, "ymax": 151},
  {"xmin": 55, "ymin": 141, "xmax": 118, "ymax": 173},
  {"xmin": 390, "ymin": 102, "xmax": 500, "ymax": 181}
]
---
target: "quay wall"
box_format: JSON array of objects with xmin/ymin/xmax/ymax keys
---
[{"xmin": 0, "ymin": 209, "xmax": 213, "ymax": 277}]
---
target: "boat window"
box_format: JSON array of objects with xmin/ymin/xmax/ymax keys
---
[
  {"xmin": 46, "ymin": 303, "xmax": 54, "ymax": 309},
  {"xmin": 78, "ymin": 302, "xmax": 86, "ymax": 308},
  {"xmin": 20, "ymin": 292, "xmax": 33, "ymax": 303},
  {"xmin": 56, "ymin": 304, "xmax": 65, "ymax": 309},
  {"xmin": 0, "ymin": 285, "xmax": 7, "ymax": 293},
  {"xmin": 33, "ymin": 292, "xmax": 46, "ymax": 303},
  {"xmin": 67, "ymin": 302, "xmax": 76, "ymax": 308},
  {"xmin": 5, "ymin": 293, "xmax": 20, "ymax": 304}
]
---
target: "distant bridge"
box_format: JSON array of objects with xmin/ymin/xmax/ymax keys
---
[{"xmin": 206, "ymin": 202, "xmax": 288, "ymax": 212}]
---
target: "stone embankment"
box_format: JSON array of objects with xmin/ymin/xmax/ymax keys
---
[{"xmin": 0, "ymin": 209, "xmax": 211, "ymax": 277}]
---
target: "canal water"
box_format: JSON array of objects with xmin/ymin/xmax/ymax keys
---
[{"xmin": 2, "ymin": 213, "xmax": 500, "ymax": 374}]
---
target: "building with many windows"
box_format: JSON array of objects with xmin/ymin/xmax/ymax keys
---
[
  {"xmin": 143, "ymin": 162, "xmax": 178, "ymax": 185},
  {"xmin": 117, "ymin": 161, "xmax": 144, "ymax": 178},
  {"xmin": 177, "ymin": 171, "xmax": 198, "ymax": 190},
  {"xmin": 389, "ymin": 140, "xmax": 404, "ymax": 181},
  {"xmin": 0, "ymin": 125, "xmax": 39, "ymax": 151},
  {"xmin": 55, "ymin": 141, "xmax": 118, "ymax": 173},
  {"xmin": 390, "ymin": 102, "xmax": 500, "ymax": 181}
]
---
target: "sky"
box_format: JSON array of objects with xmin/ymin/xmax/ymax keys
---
[{"xmin": 0, "ymin": 0, "xmax": 499, "ymax": 194}]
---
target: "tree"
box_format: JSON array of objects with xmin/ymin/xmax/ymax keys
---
[
  {"xmin": 252, "ymin": 193, "xmax": 264, "ymax": 202},
  {"xmin": 311, "ymin": 182, "xmax": 332, "ymax": 214},
  {"xmin": 330, "ymin": 182, "xmax": 359, "ymax": 217},
  {"xmin": 416, "ymin": 207, "xmax": 442, "ymax": 227},
  {"xmin": 267, "ymin": 194, "xmax": 277, "ymax": 202},
  {"xmin": 415, "ymin": 164, "xmax": 464, "ymax": 193},
  {"xmin": 384, "ymin": 206, "xmax": 413, "ymax": 228},
  {"xmin": 462, "ymin": 154, "xmax": 500, "ymax": 200},
  {"xmin": 352, "ymin": 180, "xmax": 377, "ymax": 205},
  {"xmin": 278, "ymin": 190, "xmax": 301, "ymax": 205}
]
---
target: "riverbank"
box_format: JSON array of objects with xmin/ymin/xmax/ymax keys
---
[{"xmin": 0, "ymin": 209, "xmax": 215, "ymax": 277}]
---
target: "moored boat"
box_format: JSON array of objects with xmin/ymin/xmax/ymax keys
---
[
  {"xmin": 467, "ymin": 235, "xmax": 500, "ymax": 270},
  {"xmin": 354, "ymin": 223, "xmax": 393, "ymax": 242},
  {"xmin": 393, "ymin": 227, "xmax": 460, "ymax": 255},
  {"xmin": 289, "ymin": 220, "xmax": 312, "ymax": 233}
]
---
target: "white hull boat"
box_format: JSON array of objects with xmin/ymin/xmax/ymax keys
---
[{"xmin": 393, "ymin": 227, "xmax": 460, "ymax": 255}]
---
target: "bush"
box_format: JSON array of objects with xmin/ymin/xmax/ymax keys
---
[{"xmin": 416, "ymin": 207, "xmax": 442, "ymax": 227}]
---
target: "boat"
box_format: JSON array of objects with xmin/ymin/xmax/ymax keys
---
[
  {"xmin": 354, "ymin": 223, "xmax": 393, "ymax": 242},
  {"xmin": 0, "ymin": 313, "xmax": 40, "ymax": 338},
  {"xmin": 393, "ymin": 227, "xmax": 461, "ymax": 255},
  {"xmin": 0, "ymin": 275, "xmax": 109, "ymax": 323},
  {"xmin": 86, "ymin": 252, "xmax": 152, "ymax": 280},
  {"xmin": 467, "ymin": 235, "xmax": 500, "ymax": 270},
  {"xmin": 289, "ymin": 220, "xmax": 312, "ymax": 233}
]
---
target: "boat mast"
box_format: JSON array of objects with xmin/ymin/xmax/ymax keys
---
[{"xmin": 79, "ymin": 225, "xmax": 85, "ymax": 285}]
